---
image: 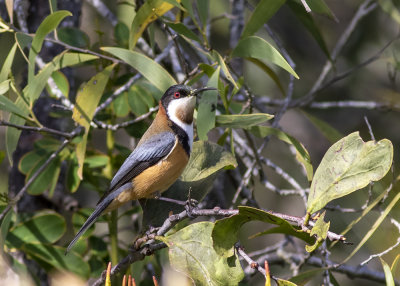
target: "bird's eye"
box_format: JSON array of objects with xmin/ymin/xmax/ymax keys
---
[{"xmin": 174, "ymin": 92, "xmax": 181, "ymax": 99}]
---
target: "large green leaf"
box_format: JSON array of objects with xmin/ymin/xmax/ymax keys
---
[
  {"xmin": 7, "ymin": 212, "xmax": 65, "ymax": 247},
  {"xmin": 158, "ymin": 222, "xmax": 244, "ymax": 285},
  {"xmin": 216, "ymin": 113, "xmax": 273, "ymax": 128},
  {"xmin": 141, "ymin": 141, "xmax": 237, "ymax": 227},
  {"xmin": 102, "ymin": 47, "xmax": 176, "ymax": 92},
  {"xmin": 213, "ymin": 51, "xmax": 238, "ymax": 89},
  {"xmin": 166, "ymin": 22, "xmax": 201, "ymax": 43},
  {"xmin": 28, "ymin": 10, "xmax": 72, "ymax": 84},
  {"xmin": 241, "ymin": 0, "xmax": 285, "ymax": 39},
  {"xmin": 196, "ymin": 67, "xmax": 219, "ymax": 140},
  {"xmin": 72, "ymin": 64, "xmax": 115, "ymax": 179},
  {"xmin": 307, "ymin": 132, "xmax": 393, "ymax": 214},
  {"xmin": 232, "ymin": 36, "xmax": 299, "ymax": 79},
  {"xmin": 302, "ymin": 112, "xmax": 343, "ymax": 143},
  {"xmin": 129, "ymin": 0, "xmax": 178, "ymax": 48},
  {"xmin": 0, "ymin": 87, "xmax": 30, "ymax": 119},
  {"xmin": 212, "ymin": 206, "xmax": 313, "ymax": 258},
  {"xmin": 249, "ymin": 126, "xmax": 313, "ymax": 180}
]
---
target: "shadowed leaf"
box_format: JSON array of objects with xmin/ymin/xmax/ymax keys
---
[{"xmin": 158, "ymin": 222, "xmax": 244, "ymax": 285}]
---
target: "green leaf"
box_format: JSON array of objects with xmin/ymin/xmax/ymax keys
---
[
  {"xmin": 241, "ymin": 0, "xmax": 285, "ymax": 39},
  {"xmin": 380, "ymin": 258, "xmax": 395, "ymax": 286},
  {"xmin": 246, "ymin": 58, "xmax": 285, "ymax": 95},
  {"xmin": 158, "ymin": 222, "xmax": 244, "ymax": 285},
  {"xmin": 114, "ymin": 22, "xmax": 130, "ymax": 48},
  {"xmin": 0, "ymin": 210, "xmax": 13, "ymax": 251},
  {"xmin": 196, "ymin": 66, "xmax": 219, "ymax": 140},
  {"xmin": 50, "ymin": 71, "xmax": 69, "ymax": 97},
  {"xmin": 307, "ymin": 132, "xmax": 393, "ymax": 214},
  {"xmin": 66, "ymin": 153, "xmax": 81, "ymax": 193},
  {"xmin": 391, "ymin": 254, "xmax": 400, "ymax": 281},
  {"xmin": 213, "ymin": 50, "xmax": 238, "ymax": 89},
  {"xmin": 15, "ymin": 32, "xmax": 32, "ymax": 62},
  {"xmin": 304, "ymin": 0, "xmax": 336, "ymax": 19},
  {"xmin": 28, "ymin": 10, "xmax": 72, "ymax": 84},
  {"xmin": 129, "ymin": 0, "xmax": 176, "ymax": 48},
  {"xmin": 277, "ymin": 279, "xmax": 298, "ymax": 286},
  {"xmin": 7, "ymin": 212, "xmax": 65, "ymax": 247},
  {"xmin": 216, "ymin": 113, "xmax": 273, "ymax": 128},
  {"xmin": 141, "ymin": 141, "xmax": 237, "ymax": 227},
  {"xmin": 302, "ymin": 112, "xmax": 343, "ymax": 143},
  {"xmin": 112, "ymin": 92, "xmax": 130, "ymax": 117},
  {"xmin": 342, "ymin": 185, "xmax": 400, "ymax": 264},
  {"xmin": 212, "ymin": 206, "xmax": 314, "ymax": 257},
  {"xmin": 72, "ymin": 64, "xmax": 115, "ymax": 179},
  {"xmin": 305, "ymin": 212, "xmax": 330, "ymax": 252},
  {"xmin": 232, "ymin": 36, "xmax": 299, "ymax": 79},
  {"xmin": 0, "ymin": 42, "xmax": 18, "ymax": 82},
  {"xmin": 25, "ymin": 156, "xmax": 61, "ymax": 195},
  {"xmin": 127, "ymin": 85, "xmax": 155, "ymax": 116},
  {"xmin": 102, "ymin": 47, "xmax": 176, "ymax": 92},
  {"xmin": 166, "ymin": 22, "xmax": 201, "ymax": 42},
  {"xmin": 57, "ymin": 27, "xmax": 90, "ymax": 48},
  {"xmin": 22, "ymin": 244, "xmax": 90, "ymax": 278},
  {"xmin": 0, "ymin": 92, "xmax": 30, "ymax": 119},
  {"xmin": 196, "ymin": 0, "xmax": 209, "ymax": 28},
  {"xmin": 0, "ymin": 150, "xmax": 5, "ymax": 164},
  {"xmin": 84, "ymin": 154, "xmax": 110, "ymax": 168},
  {"xmin": 25, "ymin": 52, "xmax": 98, "ymax": 105},
  {"xmin": 249, "ymin": 126, "xmax": 313, "ymax": 181},
  {"xmin": 6, "ymin": 98, "xmax": 30, "ymax": 165},
  {"xmin": 287, "ymin": 1, "xmax": 330, "ymax": 59}
]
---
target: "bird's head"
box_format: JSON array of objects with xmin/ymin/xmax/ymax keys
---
[{"xmin": 161, "ymin": 84, "xmax": 215, "ymax": 126}]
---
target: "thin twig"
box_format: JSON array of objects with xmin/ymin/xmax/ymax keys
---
[{"xmin": 0, "ymin": 120, "xmax": 77, "ymax": 138}]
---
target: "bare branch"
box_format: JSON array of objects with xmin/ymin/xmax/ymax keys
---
[{"xmin": 0, "ymin": 120, "xmax": 78, "ymax": 138}]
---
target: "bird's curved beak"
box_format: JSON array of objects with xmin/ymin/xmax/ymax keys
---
[{"xmin": 192, "ymin": 87, "xmax": 217, "ymax": 96}]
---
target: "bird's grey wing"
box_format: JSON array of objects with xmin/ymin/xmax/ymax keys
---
[{"xmin": 97, "ymin": 131, "xmax": 176, "ymax": 204}]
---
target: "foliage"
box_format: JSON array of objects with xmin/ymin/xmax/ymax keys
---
[{"xmin": 0, "ymin": 0, "xmax": 400, "ymax": 285}]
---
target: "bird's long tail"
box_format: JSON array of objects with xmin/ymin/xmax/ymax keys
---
[{"xmin": 65, "ymin": 199, "xmax": 110, "ymax": 254}]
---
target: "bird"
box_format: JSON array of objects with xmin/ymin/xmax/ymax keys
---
[{"xmin": 66, "ymin": 84, "xmax": 215, "ymax": 253}]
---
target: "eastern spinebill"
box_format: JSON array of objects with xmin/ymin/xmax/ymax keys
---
[{"xmin": 66, "ymin": 84, "xmax": 215, "ymax": 253}]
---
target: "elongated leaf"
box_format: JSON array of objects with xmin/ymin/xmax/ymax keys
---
[
  {"xmin": 391, "ymin": 254, "xmax": 400, "ymax": 280},
  {"xmin": 289, "ymin": 269, "xmax": 325, "ymax": 285},
  {"xmin": 0, "ymin": 93, "xmax": 29, "ymax": 119},
  {"xmin": 7, "ymin": 212, "xmax": 65, "ymax": 247},
  {"xmin": 216, "ymin": 113, "xmax": 273, "ymax": 128},
  {"xmin": 197, "ymin": 67, "xmax": 219, "ymax": 140},
  {"xmin": 5, "ymin": 0, "xmax": 13, "ymax": 24},
  {"xmin": 213, "ymin": 50, "xmax": 238, "ymax": 89},
  {"xmin": 212, "ymin": 206, "xmax": 314, "ymax": 257},
  {"xmin": 241, "ymin": 0, "xmax": 285, "ymax": 39},
  {"xmin": 159, "ymin": 222, "xmax": 244, "ymax": 285},
  {"xmin": 300, "ymin": 0, "xmax": 336, "ymax": 20},
  {"xmin": 141, "ymin": 141, "xmax": 237, "ymax": 227},
  {"xmin": 72, "ymin": 64, "xmax": 115, "ymax": 179},
  {"xmin": 22, "ymin": 244, "xmax": 90, "ymax": 278},
  {"xmin": 129, "ymin": 0, "xmax": 177, "ymax": 48},
  {"xmin": 380, "ymin": 258, "xmax": 395, "ymax": 286},
  {"xmin": 6, "ymin": 98, "xmax": 30, "ymax": 165},
  {"xmin": 0, "ymin": 42, "xmax": 17, "ymax": 82},
  {"xmin": 342, "ymin": 187, "xmax": 400, "ymax": 264},
  {"xmin": 246, "ymin": 58, "xmax": 285, "ymax": 95},
  {"xmin": 277, "ymin": 279, "xmax": 297, "ymax": 286},
  {"xmin": 287, "ymin": 1, "xmax": 330, "ymax": 58},
  {"xmin": 102, "ymin": 47, "xmax": 176, "ymax": 92},
  {"xmin": 232, "ymin": 36, "xmax": 299, "ymax": 79},
  {"xmin": 302, "ymin": 111, "xmax": 343, "ymax": 143},
  {"xmin": 196, "ymin": 0, "xmax": 209, "ymax": 28},
  {"xmin": 166, "ymin": 22, "xmax": 201, "ymax": 42},
  {"xmin": 24, "ymin": 52, "xmax": 98, "ymax": 105},
  {"xmin": 249, "ymin": 126, "xmax": 313, "ymax": 180},
  {"xmin": 28, "ymin": 10, "xmax": 72, "ymax": 84},
  {"xmin": 0, "ymin": 210, "xmax": 13, "ymax": 251},
  {"xmin": 307, "ymin": 132, "xmax": 393, "ymax": 214}
]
